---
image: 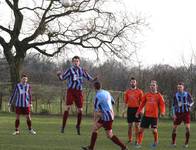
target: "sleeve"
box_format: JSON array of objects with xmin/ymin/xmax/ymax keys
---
[
  {"xmin": 139, "ymin": 90, "xmax": 144, "ymax": 104},
  {"xmin": 158, "ymin": 94, "xmax": 165, "ymax": 114},
  {"xmin": 9, "ymin": 85, "xmax": 17, "ymax": 104},
  {"xmin": 94, "ymin": 97, "xmax": 100, "ymax": 112},
  {"xmin": 124, "ymin": 91, "xmax": 128, "ymax": 104},
  {"xmin": 28, "ymin": 85, "xmax": 32, "ymax": 104},
  {"xmin": 59, "ymin": 68, "xmax": 70, "ymax": 81},
  {"xmin": 187, "ymin": 93, "xmax": 194, "ymax": 107},
  {"xmin": 137, "ymin": 95, "xmax": 147, "ymax": 114},
  {"xmin": 172, "ymin": 95, "xmax": 176, "ymax": 115},
  {"xmin": 82, "ymin": 68, "xmax": 94, "ymax": 81}
]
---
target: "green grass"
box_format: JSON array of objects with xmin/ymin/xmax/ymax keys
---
[{"xmin": 0, "ymin": 113, "xmax": 196, "ymax": 150}]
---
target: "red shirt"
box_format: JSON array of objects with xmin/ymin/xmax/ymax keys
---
[
  {"xmin": 124, "ymin": 88, "xmax": 143, "ymax": 108},
  {"xmin": 137, "ymin": 92, "xmax": 165, "ymax": 118}
]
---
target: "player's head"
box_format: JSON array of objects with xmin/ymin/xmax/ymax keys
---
[
  {"xmin": 94, "ymin": 81, "xmax": 101, "ymax": 90},
  {"xmin": 177, "ymin": 82, "xmax": 184, "ymax": 93},
  {"xmin": 150, "ymin": 80, "xmax": 158, "ymax": 93},
  {"xmin": 129, "ymin": 77, "xmax": 137, "ymax": 88},
  {"xmin": 21, "ymin": 73, "xmax": 28, "ymax": 84},
  {"xmin": 72, "ymin": 56, "xmax": 80, "ymax": 67}
]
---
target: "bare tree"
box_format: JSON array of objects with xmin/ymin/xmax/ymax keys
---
[{"xmin": 0, "ymin": 0, "xmax": 146, "ymax": 89}]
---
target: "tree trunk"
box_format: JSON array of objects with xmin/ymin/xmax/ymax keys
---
[{"xmin": 4, "ymin": 49, "xmax": 25, "ymax": 90}]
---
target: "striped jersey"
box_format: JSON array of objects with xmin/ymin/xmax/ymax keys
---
[
  {"xmin": 172, "ymin": 91, "xmax": 194, "ymax": 114},
  {"xmin": 94, "ymin": 90, "xmax": 115, "ymax": 121},
  {"xmin": 9, "ymin": 83, "xmax": 32, "ymax": 108},
  {"xmin": 59, "ymin": 66, "xmax": 94, "ymax": 90}
]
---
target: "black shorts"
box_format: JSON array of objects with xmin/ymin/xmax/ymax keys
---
[
  {"xmin": 127, "ymin": 107, "xmax": 141, "ymax": 123},
  {"xmin": 140, "ymin": 116, "xmax": 158, "ymax": 129}
]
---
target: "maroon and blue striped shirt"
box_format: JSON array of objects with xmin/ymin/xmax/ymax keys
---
[
  {"xmin": 172, "ymin": 91, "xmax": 194, "ymax": 114},
  {"xmin": 59, "ymin": 66, "xmax": 94, "ymax": 90},
  {"xmin": 9, "ymin": 83, "xmax": 32, "ymax": 108}
]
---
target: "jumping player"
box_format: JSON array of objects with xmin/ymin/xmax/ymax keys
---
[
  {"xmin": 124, "ymin": 77, "xmax": 143, "ymax": 144},
  {"xmin": 171, "ymin": 82, "xmax": 194, "ymax": 148},
  {"xmin": 57, "ymin": 56, "xmax": 97, "ymax": 135},
  {"xmin": 135, "ymin": 80, "xmax": 165, "ymax": 148},
  {"xmin": 82, "ymin": 81, "xmax": 128, "ymax": 150},
  {"xmin": 8, "ymin": 74, "xmax": 36, "ymax": 135}
]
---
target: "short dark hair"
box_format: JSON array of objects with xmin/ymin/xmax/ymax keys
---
[
  {"xmin": 21, "ymin": 73, "xmax": 28, "ymax": 78},
  {"xmin": 130, "ymin": 77, "xmax": 136, "ymax": 81},
  {"xmin": 178, "ymin": 82, "xmax": 184, "ymax": 86},
  {"xmin": 94, "ymin": 81, "xmax": 101, "ymax": 90},
  {"xmin": 72, "ymin": 56, "xmax": 80, "ymax": 61}
]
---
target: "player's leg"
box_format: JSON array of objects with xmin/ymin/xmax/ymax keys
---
[
  {"xmin": 13, "ymin": 112, "xmax": 20, "ymax": 135},
  {"xmin": 75, "ymin": 90, "xmax": 83, "ymax": 135},
  {"xmin": 171, "ymin": 113, "xmax": 181, "ymax": 146},
  {"xmin": 184, "ymin": 123, "xmax": 190, "ymax": 147},
  {"xmin": 82, "ymin": 120, "xmax": 102, "ymax": 150},
  {"xmin": 61, "ymin": 89, "xmax": 74, "ymax": 133},
  {"xmin": 184, "ymin": 112, "xmax": 191, "ymax": 147},
  {"xmin": 151, "ymin": 118, "xmax": 158, "ymax": 147},
  {"xmin": 137, "ymin": 116, "xmax": 148, "ymax": 146},
  {"xmin": 171, "ymin": 125, "xmax": 178, "ymax": 146},
  {"xmin": 151, "ymin": 128, "xmax": 158, "ymax": 147},
  {"xmin": 76, "ymin": 107, "xmax": 83, "ymax": 135},
  {"xmin": 104, "ymin": 122, "xmax": 127, "ymax": 150},
  {"xmin": 127, "ymin": 107, "xmax": 133, "ymax": 143},
  {"xmin": 128, "ymin": 123, "xmax": 133, "ymax": 143},
  {"xmin": 26, "ymin": 113, "xmax": 36, "ymax": 135},
  {"xmin": 61, "ymin": 104, "xmax": 71, "ymax": 133},
  {"xmin": 135, "ymin": 122, "xmax": 140, "ymax": 144}
]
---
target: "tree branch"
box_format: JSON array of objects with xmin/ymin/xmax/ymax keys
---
[{"xmin": 0, "ymin": 25, "xmax": 12, "ymax": 35}]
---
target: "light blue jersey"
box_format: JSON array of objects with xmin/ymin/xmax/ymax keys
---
[{"xmin": 94, "ymin": 90, "xmax": 115, "ymax": 121}]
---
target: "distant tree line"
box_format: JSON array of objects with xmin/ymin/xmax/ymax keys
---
[{"xmin": 1, "ymin": 54, "xmax": 196, "ymax": 113}]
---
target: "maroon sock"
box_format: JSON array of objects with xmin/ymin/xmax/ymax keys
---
[
  {"xmin": 172, "ymin": 133, "xmax": 176, "ymax": 144},
  {"xmin": 89, "ymin": 132, "xmax": 98, "ymax": 150},
  {"xmin": 15, "ymin": 119, "xmax": 20, "ymax": 131},
  {"xmin": 76, "ymin": 112, "xmax": 82, "ymax": 128},
  {"xmin": 27, "ymin": 119, "xmax": 32, "ymax": 130},
  {"xmin": 111, "ymin": 135, "xmax": 126, "ymax": 149},
  {"xmin": 62, "ymin": 111, "xmax": 69, "ymax": 129},
  {"xmin": 185, "ymin": 132, "xmax": 190, "ymax": 145}
]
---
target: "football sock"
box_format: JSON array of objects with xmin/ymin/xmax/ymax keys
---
[
  {"xmin": 15, "ymin": 119, "xmax": 20, "ymax": 131},
  {"xmin": 27, "ymin": 119, "xmax": 32, "ymax": 130},
  {"xmin": 111, "ymin": 135, "xmax": 126, "ymax": 149},
  {"xmin": 89, "ymin": 132, "xmax": 97, "ymax": 149},
  {"xmin": 76, "ymin": 112, "xmax": 82, "ymax": 128}
]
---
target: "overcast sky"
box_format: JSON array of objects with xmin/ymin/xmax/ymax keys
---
[
  {"xmin": 122, "ymin": 0, "xmax": 196, "ymax": 66},
  {"xmin": 1, "ymin": 0, "xmax": 196, "ymax": 67}
]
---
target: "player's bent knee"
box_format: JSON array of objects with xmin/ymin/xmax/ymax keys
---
[{"xmin": 106, "ymin": 130, "xmax": 113, "ymax": 138}]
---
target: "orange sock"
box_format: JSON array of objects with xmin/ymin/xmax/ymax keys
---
[
  {"xmin": 128, "ymin": 127, "xmax": 132, "ymax": 142},
  {"xmin": 153, "ymin": 131, "xmax": 158, "ymax": 144},
  {"xmin": 135, "ymin": 126, "xmax": 139, "ymax": 142},
  {"xmin": 138, "ymin": 131, "xmax": 144, "ymax": 144}
]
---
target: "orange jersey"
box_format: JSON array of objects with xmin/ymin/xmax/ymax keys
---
[
  {"xmin": 137, "ymin": 92, "xmax": 165, "ymax": 118},
  {"xmin": 124, "ymin": 88, "xmax": 143, "ymax": 108}
]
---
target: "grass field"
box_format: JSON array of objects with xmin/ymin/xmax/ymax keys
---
[{"xmin": 0, "ymin": 112, "xmax": 196, "ymax": 150}]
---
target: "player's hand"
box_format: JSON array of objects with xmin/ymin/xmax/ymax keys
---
[
  {"xmin": 8, "ymin": 103, "xmax": 11, "ymax": 112},
  {"xmin": 56, "ymin": 71, "xmax": 61, "ymax": 76},
  {"xmin": 172, "ymin": 115, "xmax": 177, "ymax": 121},
  {"xmin": 30, "ymin": 104, "xmax": 33, "ymax": 110},
  {"xmin": 160, "ymin": 112, "xmax": 165, "ymax": 117},
  {"xmin": 92, "ymin": 76, "xmax": 98, "ymax": 82},
  {"xmin": 135, "ymin": 112, "xmax": 140, "ymax": 118}
]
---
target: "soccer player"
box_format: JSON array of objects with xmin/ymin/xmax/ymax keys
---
[
  {"xmin": 124, "ymin": 77, "xmax": 143, "ymax": 144},
  {"xmin": 171, "ymin": 82, "xmax": 194, "ymax": 148},
  {"xmin": 82, "ymin": 81, "xmax": 128, "ymax": 150},
  {"xmin": 57, "ymin": 56, "xmax": 97, "ymax": 135},
  {"xmin": 8, "ymin": 74, "xmax": 36, "ymax": 135},
  {"xmin": 135, "ymin": 80, "xmax": 165, "ymax": 148}
]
